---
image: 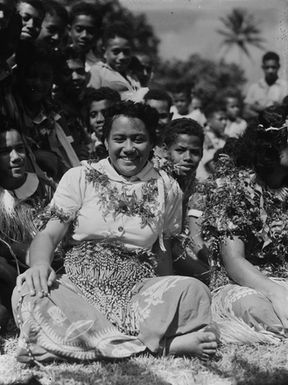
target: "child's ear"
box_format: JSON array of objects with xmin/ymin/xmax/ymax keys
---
[
  {"xmin": 104, "ymin": 138, "xmax": 108, "ymax": 150},
  {"xmin": 67, "ymin": 24, "xmax": 72, "ymax": 35}
]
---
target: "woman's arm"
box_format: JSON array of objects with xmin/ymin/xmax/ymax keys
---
[
  {"xmin": 17, "ymin": 219, "xmax": 69, "ymax": 297},
  {"xmin": 222, "ymin": 236, "xmax": 288, "ymax": 328}
]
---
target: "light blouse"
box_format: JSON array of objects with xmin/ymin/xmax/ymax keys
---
[{"xmin": 49, "ymin": 158, "xmax": 182, "ymax": 251}]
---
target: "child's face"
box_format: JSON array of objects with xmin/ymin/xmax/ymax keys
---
[
  {"xmin": 262, "ymin": 59, "xmax": 279, "ymax": 84},
  {"xmin": 18, "ymin": 2, "xmax": 43, "ymax": 41},
  {"xmin": 22, "ymin": 62, "xmax": 53, "ymax": 103},
  {"xmin": 145, "ymin": 99, "xmax": 171, "ymax": 138},
  {"xmin": 65, "ymin": 58, "xmax": 88, "ymax": 94},
  {"xmin": 89, "ymin": 99, "xmax": 112, "ymax": 138},
  {"xmin": 226, "ymin": 97, "xmax": 240, "ymax": 120},
  {"xmin": 37, "ymin": 13, "xmax": 66, "ymax": 50},
  {"xmin": 70, "ymin": 14, "xmax": 97, "ymax": 53},
  {"xmin": 208, "ymin": 111, "xmax": 227, "ymax": 135},
  {"xmin": 173, "ymin": 92, "xmax": 190, "ymax": 115},
  {"xmin": 104, "ymin": 36, "xmax": 132, "ymax": 74},
  {"xmin": 190, "ymin": 97, "xmax": 202, "ymax": 110},
  {"xmin": 168, "ymin": 134, "xmax": 203, "ymax": 176}
]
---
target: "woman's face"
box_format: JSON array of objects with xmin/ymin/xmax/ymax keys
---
[
  {"xmin": 168, "ymin": 134, "xmax": 203, "ymax": 176},
  {"xmin": 105, "ymin": 115, "xmax": 152, "ymax": 177},
  {"xmin": 21, "ymin": 61, "xmax": 53, "ymax": 102},
  {"xmin": 0, "ymin": 129, "xmax": 26, "ymax": 188}
]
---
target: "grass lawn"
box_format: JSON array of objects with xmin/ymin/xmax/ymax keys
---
[{"xmin": 1, "ymin": 333, "xmax": 288, "ymax": 385}]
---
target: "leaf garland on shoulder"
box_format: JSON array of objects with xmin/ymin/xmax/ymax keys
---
[
  {"xmin": 84, "ymin": 165, "xmax": 161, "ymax": 228},
  {"xmin": 202, "ymin": 156, "xmax": 288, "ymax": 275}
]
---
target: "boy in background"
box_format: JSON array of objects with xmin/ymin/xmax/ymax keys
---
[
  {"xmin": 224, "ymin": 93, "xmax": 247, "ymax": 138},
  {"xmin": 196, "ymin": 105, "xmax": 227, "ymax": 180}
]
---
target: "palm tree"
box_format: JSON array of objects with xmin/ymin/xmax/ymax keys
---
[{"xmin": 218, "ymin": 8, "xmax": 265, "ymax": 62}]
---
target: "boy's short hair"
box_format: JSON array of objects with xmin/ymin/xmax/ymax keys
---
[
  {"xmin": 205, "ymin": 104, "xmax": 226, "ymax": 120},
  {"xmin": 102, "ymin": 21, "xmax": 132, "ymax": 46},
  {"xmin": 163, "ymin": 118, "xmax": 204, "ymax": 148},
  {"xmin": 43, "ymin": 0, "xmax": 68, "ymax": 25},
  {"xmin": 170, "ymin": 83, "xmax": 191, "ymax": 100},
  {"xmin": 262, "ymin": 51, "xmax": 280, "ymax": 64},
  {"xmin": 83, "ymin": 87, "xmax": 121, "ymax": 105},
  {"xmin": 18, "ymin": 0, "xmax": 45, "ymax": 18},
  {"xmin": 62, "ymin": 45, "xmax": 85, "ymax": 64},
  {"xmin": 144, "ymin": 89, "xmax": 172, "ymax": 110},
  {"xmin": 69, "ymin": 2, "xmax": 102, "ymax": 30}
]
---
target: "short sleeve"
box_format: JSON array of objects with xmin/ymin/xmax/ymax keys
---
[
  {"xmin": 162, "ymin": 175, "xmax": 183, "ymax": 237},
  {"xmin": 48, "ymin": 167, "xmax": 85, "ymax": 222}
]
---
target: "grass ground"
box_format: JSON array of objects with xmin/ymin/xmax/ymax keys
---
[{"xmin": 1, "ymin": 333, "xmax": 288, "ymax": 385}]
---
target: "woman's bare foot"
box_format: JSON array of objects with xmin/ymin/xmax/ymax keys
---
[{"xmin": 166, "ymin": 329, "xmax": 218, "ymax": 360}]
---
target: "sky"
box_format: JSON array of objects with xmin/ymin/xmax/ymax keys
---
[{"xmin": 119, "ymin": 0, "xmax": 288, "ymax": 87}]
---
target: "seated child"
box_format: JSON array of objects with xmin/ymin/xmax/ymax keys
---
[
  {"xmin": 17, "ymin": 0, "xmax": 44, "ymax": 42},
  {"xmin": 144, "ymin": 88, "xmax": 173, "ymax": 145},
  {"xmin": 68, "ymin": 2, "xmax": 102, "ymax": 71},
  {"xmin": 36, "ymin": 0, "xmax": 68, "ymax": 52},
  {"xmin": 0, "ymin": 118, "xmax": 54, "ymax": 333},
  {"xmin": 81, "ymin": 86, "xmax": 120, "ymax": 159},
  {"xmin": 155, "ymin": 118, "xmax": 210, "ymax": 284},
  {"xmin": 89, "ymin": 22, "xmax": 141, "ymax": 100},
  {"xmin": 223, "ymin": 93, "xmax": 247, "ymax": 138},
  {"xmin": 196, "ymin": 105, "xmax": 227, "ymax": 180}
]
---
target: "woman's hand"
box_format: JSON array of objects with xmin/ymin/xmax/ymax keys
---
[
  {"xmin": 268, "ymin": 284, "xmax": 288, "ymax": 329},
  {"xmin": 17, "ymin": 263, "xmax": 56, "ymax": 298}
]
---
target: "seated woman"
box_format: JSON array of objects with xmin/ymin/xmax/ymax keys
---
[
  {"xmin": 0, "ymin": 117, "xmax": 54, "ymax": 333},
  {"xmin": 200, "ymin": 106, "xmax": 288, "ymax": 344},
  {"xmin": 154, "ymin": 118, "xmax": 210, "ymax": 284},
  {"xmin": 13, "ymin": 102, "xmax": 217, "ymax": 362}
]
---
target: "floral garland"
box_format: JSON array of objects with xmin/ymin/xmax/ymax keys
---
[
  {"xmin": 201, "ymin": 157, "xmax": 288, "ymax": 282},
  {"xmin": 85, "ymin": 165, "xmax": 161, "ymax": 228}
]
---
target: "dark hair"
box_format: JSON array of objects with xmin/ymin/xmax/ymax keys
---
[
  {"xmin": 42, "ymin": 0, "xmax": 68, "ymax": 25},
  {"xmin": 16, "ymin": 42, "xmax": 55, "ymax": 75},
  {"xmin": 230, "ymin": 105, "xmax": 287, "ymax": 174},
  {"xmin": 144, "ymin": 89, "xmax": 172, "ymax": 110},
  {"xmin": 163, "ymin": 118, "xmax": 204, "ymax": 148},
  {"xmin": 103, "ymin": 101, "xmax": 158, "ymax": 146},
  {"xmin": 18, "ymin": 0, "xmax": 45, "ymax": 19},
  {"xmin": 0, "ymin": 114, "xmax": 18, "ymax": 135},
  {"xmin": 69, "ymin": 2, "xmax": 102, "ymax": 30},
  {"xmin": 102, "ymin": 21, "xmax": 132, "ymax": 46},
  {"xmin": 170, "ymin": 83, "xmax": 191, "ymax": 101},
  {"xmin": 81, "ymin": 87, "xmax": 121, "ymax": 127},
  {"xmin": 205, "ymin": 104, "xmax": 226, "ymax": 120},
  {"xmin": 62, "ymin": 45, "xmax": 85, "ymax": 63},
  {"xmin": 262, "ymin": 51, "xmax": 280, "ymax": 65}
]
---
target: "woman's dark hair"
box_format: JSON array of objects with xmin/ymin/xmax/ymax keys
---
[
  {"xmin": 163, "ymin": 118, "xmax": 204, "ymax": 148},
  {"xmin": 103, "ymin": 101, "xmax": 158, "ymax": 146},
  {"xmin": 228, "ymin": 105, "xmax": 287, "ymax": 174}
]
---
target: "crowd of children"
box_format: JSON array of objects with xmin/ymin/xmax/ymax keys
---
[{"xmin": 1, "ymin": 0, "xmax": 288, "ymax": 356}]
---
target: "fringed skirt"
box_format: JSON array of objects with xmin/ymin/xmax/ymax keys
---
[
  {"xmin": 12, "ymin": 241, "xmax": 212, "ymax": 362},
  {"xmin": 212, "ymin": 278, "xmax": 288, "ymax": 344}
]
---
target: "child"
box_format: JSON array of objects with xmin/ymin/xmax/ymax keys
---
[
  {"xmin": 196, "ymin": 105, "xmax": 227, "ymax": 180},
  {"xmin": 36, "ymin": 0, "xmax": 68, "ymax": 52},
  {"xmin": 158, "ymin": 118, "xmax": 210, "ymax": 284},
  {"xmin": 68, "ymin": 2, "xmax": 102, "ymax": 71},
  {"xmin": 144, "ymin": 89, "xmax": 173, "ymax": 144},
  {"xmin": 17, "ymin": 0, "xmax": 45, "ymax": 42},
  {"xmin": 81, "ymin": 86, "xmax": 120, "ymax": 159},
  {"xmin": 224, "ymin": 94, "xmax": 247, "ymax": 138},
  {"xmin": 89, "ymin": 22, "xmax": 140, "ymax": 100},
  {"xmin": 171, "ymin": 84, "xmax": 206, "ymax": 126}
]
